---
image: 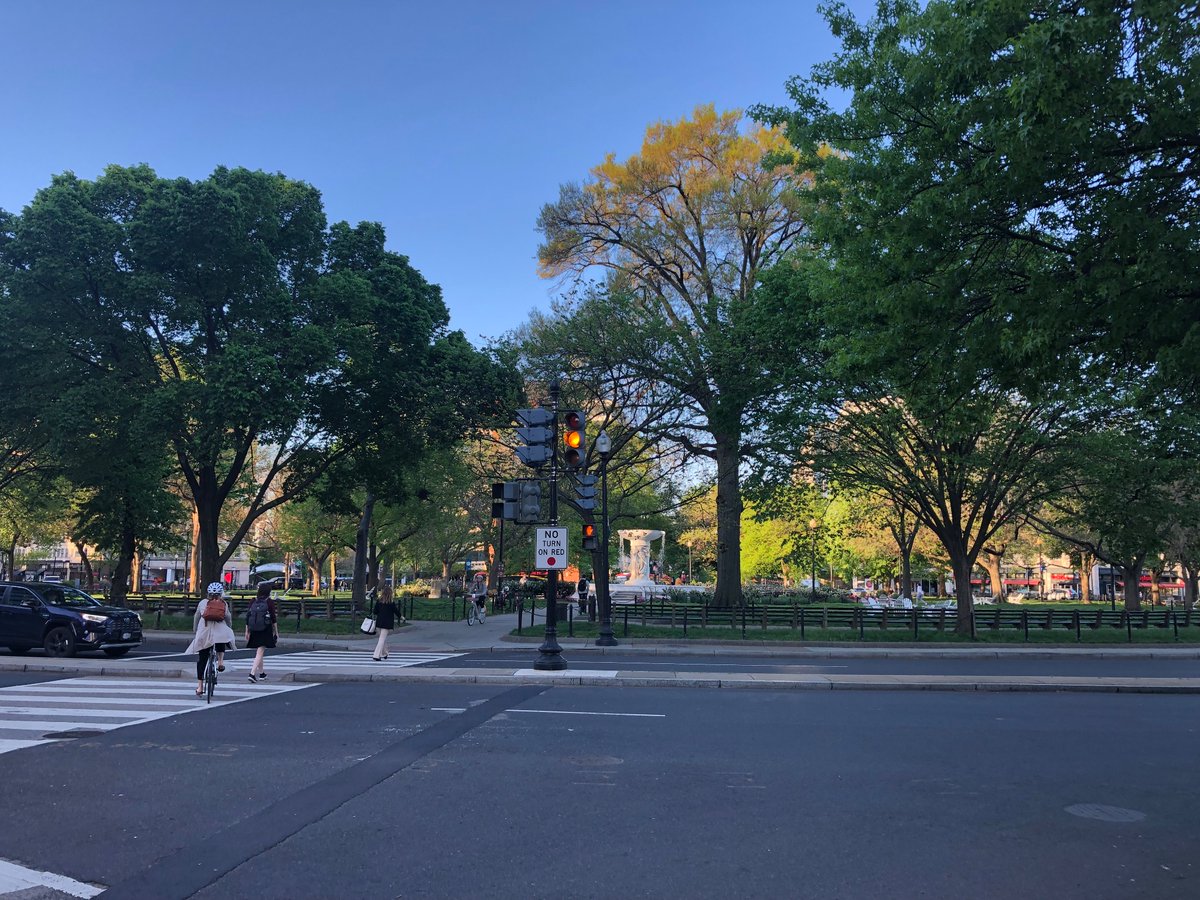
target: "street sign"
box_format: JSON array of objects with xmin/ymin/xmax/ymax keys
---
[{"xmin": 535, "ymin": 527, "xmax": 568, "ymax": 570}]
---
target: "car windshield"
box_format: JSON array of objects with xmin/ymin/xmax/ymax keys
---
[{"xmin": 40, "ymin": 587, "xmax": 104, "ymax": 609}]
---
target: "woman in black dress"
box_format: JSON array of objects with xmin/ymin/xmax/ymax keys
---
[
  {"xmin": 244, "ymin": 582, "xmax": 278, "ymax": 682},
  {"xmin": 372, "ymin": 585, "xmax": 397, "ymax": 661}
]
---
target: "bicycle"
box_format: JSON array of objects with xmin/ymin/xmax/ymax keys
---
[
  {"xmin": 203, "ymin": 647, "xmax": 218, "ymax": 703},
  {"xmin": 466, "ymin": 596, "xmax": 486, "ymax": 626}
]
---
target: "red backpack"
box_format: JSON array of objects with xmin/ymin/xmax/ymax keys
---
[{"xmin": 202, "ymin": 598, "xmax": 227, "ymax": 622}]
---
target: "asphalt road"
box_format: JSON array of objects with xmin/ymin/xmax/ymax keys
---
[{"xmin": 1, "ymin": 672, "xmax": 1196, "ymax": 899}]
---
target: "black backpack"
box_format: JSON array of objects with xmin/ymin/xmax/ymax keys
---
[{"xmin": 247, "ymin": 597, "xmax": 271, "ymax": 632}]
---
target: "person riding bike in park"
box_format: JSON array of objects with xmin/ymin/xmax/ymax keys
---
[
  {"xmin": 186, "ymin": 582, "xmax": 237, "ymax": 697},
  {"xmin": 468, "ymin": 573, "xmax": 488, "ymax": 620}
]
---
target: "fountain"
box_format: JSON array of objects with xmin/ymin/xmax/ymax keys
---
[{"xmin": 618, "ymin": 529, "xmax": 666, "ymax": 586}]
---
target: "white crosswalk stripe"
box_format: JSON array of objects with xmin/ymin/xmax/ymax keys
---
[
  {"xmin": 0, "ymin": 677, "xmax": 311, "ymax": 756},
  {"xmin": 223, "ymin": 649, "xmax": 464, "ymax": 673}
]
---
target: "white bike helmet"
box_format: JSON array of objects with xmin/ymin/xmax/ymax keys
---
[{"xmin": 206, "ymin": 582, "xmax": 226, "ymax": 596}]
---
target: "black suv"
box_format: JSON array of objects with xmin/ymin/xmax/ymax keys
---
[{"xmin": 0, "ymin": 582, "xmax": 143, "ymax": 658}]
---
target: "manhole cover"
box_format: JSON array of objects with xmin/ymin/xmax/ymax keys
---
[
  {"xmin": 43, "ymin": 729, "xmax": 105, "ymax": 739},
  {"xmin": 1065, "ymin": 803, "xmax": 1146, "ymax": 823}
]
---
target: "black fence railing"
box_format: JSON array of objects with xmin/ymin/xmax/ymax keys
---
[{"xmin": 605, "ymin": 601, "xmax": 1199, "ymax": 642}]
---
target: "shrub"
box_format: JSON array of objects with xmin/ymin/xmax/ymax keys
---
[{"xmin": 396, "ymin": 580, "xmax": 433, "ymax": 598}]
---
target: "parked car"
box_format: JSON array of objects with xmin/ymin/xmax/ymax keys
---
[
  {"xmin": 0, "ymin": 582, "xmax": 143, "ymax": 658},
  {"xmin": 1006, "ymin": 589, "xmax": 1040, "ymax": 603},
  {"xmin": 1045, "ymin": 587, "xmax": 1079, "ymax": 602}
]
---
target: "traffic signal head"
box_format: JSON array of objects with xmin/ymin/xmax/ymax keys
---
[
  {"xmin": 516, "ymin": 481, "xmax": 541, "ymax": 524},
  {"xmin": 575, "ymin": 474, "xmax": 597, "ymax": 511},
  {"xmin": 515, "ymin": 408, "xmax": 554, "ymax": 468},
  {"xmin": 581, "ymin": 522, "xmax": 598, "ymax": 551},
  {"xmin": 491, "ymin": 483, "xmax": 505, "ymax": 519},
  {"xmin": 561, "ymin": 409, "xmax": 586, "ymax": 469}
]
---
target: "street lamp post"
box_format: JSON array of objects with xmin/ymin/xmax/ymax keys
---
[
  {"xmin": 686, "ymin": 540, "xmax": 693, "ymax": 583},
  {"xmin": 595, "ymin": 430, "xmax": 617, "ymax": 647},
  {"xmin": 809, "ymin": 518, "xmax": 819, "ymax": 598}
]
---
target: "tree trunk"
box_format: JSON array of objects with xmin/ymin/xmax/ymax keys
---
[
  {"xmin": 74, "ymin": 540, "xmax": 95, "ymax": 591},
  {"xmin": 367, "ymin": 542, "xmax": 381, "ymax": 590},
  {"xmin": 352, "ymin": 490, "xmax": 375, "ymax": 611},
  {"xmin": 711, "ymin": 435, "xmax": 743, "ymax": 609},
  {"xmin": 195, "ymin": 473, "xmax": 222, "ymax": 589},
  {"xmin": 308, "ymin": 562, "xmax": 321, "ymax": 595},
  {"xmin": 950, "ymin": 552, "xmax": 976, "ymax": 635},
  {"xmin": 110, "ymin": 524, "xmax": 136, "ymax": 607},
  {"xmin": 1079, "ymin": 552, "xmax": 1092, "ymax": 603},
  {"xmin": 188, "ymin": 505, "xmax": 201, "ymax": 594},
  {"xmin": 131, "ymin": 551, "xmax": 142, "ymax": 593},
  {"xmin": 982, "ymin": 551, "xmax": 1002, "ymax": 599},
  {"xmin": 1183, "ymin": 566, "xmax": 1198, "ymax": 607},
  {"xmin": 1120, "ymin": 561, "xmax": 1143, "ymax": 611}
]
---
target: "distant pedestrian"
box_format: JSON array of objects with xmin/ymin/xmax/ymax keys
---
[
  {"xmin": 186, "ymin": 582, "xmax": 236, "ymax": 697},
  {"xmin": 244, "ymin": 583, "xmax": 278, "ymax": 682},
  {"xmin": 372, "ymin": 585, "xmax": 397, "ymax": 661},
  {"xmin": 468, "ymin": 574, "xmax": 487, "ymax": 620}
]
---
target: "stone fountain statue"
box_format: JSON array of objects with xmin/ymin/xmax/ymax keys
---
[{"xmin": 618, "ymin": 529, "xmax": 666, "ymax": 585}]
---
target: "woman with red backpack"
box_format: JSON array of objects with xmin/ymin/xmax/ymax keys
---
[{"xmin": 185, "ymin": 582, "xmax": 237, "ymax": 697}]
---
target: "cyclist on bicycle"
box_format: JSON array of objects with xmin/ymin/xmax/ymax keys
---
[
  {"xmin": 185, "ymin": 581, "xmax": 237, "ymax": 697},
  {"xmin": 468, "ymin": 573, "xmax": 487, "ymax": 621}
]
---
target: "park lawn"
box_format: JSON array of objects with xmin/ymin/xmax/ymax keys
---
[
  {"xmin": 518, "ymin": 621, "xmax": 1200, "ymax": 645},
  {"xmin": 142, "ymin": 613, "xmax": 388, "ymax": 636}
]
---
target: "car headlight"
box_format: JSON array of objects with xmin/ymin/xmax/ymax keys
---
[{"xmin": 81, "ymin": 613, "xmax": 109, "ymax": 624}]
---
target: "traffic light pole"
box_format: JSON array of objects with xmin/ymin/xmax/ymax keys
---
[{"xmin": 534, "ymin": 380, "xmax": 567, "ymax": 670}]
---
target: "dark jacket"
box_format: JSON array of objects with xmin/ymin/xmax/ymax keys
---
[{"xmin": 375, "ymin": 600, "xmax": 397, "ymax": 630}]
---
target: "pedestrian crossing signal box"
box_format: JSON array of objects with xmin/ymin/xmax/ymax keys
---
[{"xmin": 535, "ymin": 527, "xmax": 568, "ymax": 570}]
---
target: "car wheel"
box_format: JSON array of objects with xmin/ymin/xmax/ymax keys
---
[
  {"xmin": 43, "ymin": 626, "xmax": 77, "ymax": 658},
  {"xmin": 103, "ymin": 647, "xmax": 131, "ymax": 658},
  {"xmin": 6, "ymin": 645, "xmax": 31, "ymax": 655}
]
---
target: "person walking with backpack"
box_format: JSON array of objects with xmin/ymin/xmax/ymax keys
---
[
  {"xmin": 372, "ymin": 585, "xmax": 397, "ymax": 661},
  {"xmin": 186, "ymin": 582, "xmax": 237, "ymax": 697},
  {"xmin": 244, "ymin": 583, "xmax": 278, "ymax": 682}
]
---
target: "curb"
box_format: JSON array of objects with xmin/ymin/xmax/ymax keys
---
[{"xmin": 3, "ymin": 658, "xmax": 1199, "ymax": 694}]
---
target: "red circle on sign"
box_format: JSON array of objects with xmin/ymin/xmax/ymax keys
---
[{"xmin": 546, "ymin": 557, "xmax": 556, "ymax": 566}]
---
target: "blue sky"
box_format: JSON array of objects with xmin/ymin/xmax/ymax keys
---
[{"xmin": 1, "ymin": 0, "xmax": 866, "ymax": 343}]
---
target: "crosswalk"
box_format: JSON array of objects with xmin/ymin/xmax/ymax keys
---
[
  {"xmin": 0, "ymin": 677, "xmax": 310, "ymax": 756},
  {"xmin": 223, "ymin": 649, "xmax": 465, "ymax": 674}
]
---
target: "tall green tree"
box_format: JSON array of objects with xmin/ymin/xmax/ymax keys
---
[
  {"xmin": 1, "ymin": 165, "xmax": 505, "ymax": 591},
  {"xmin": 755, "ymin": 0, "xmax": 1200, "ymax": 403},
  {"xmin": 537, "ymin": 106, "xmax": 812, "ymax": 607}
]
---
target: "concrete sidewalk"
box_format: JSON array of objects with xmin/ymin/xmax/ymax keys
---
[
  {"xmin": 252, "ymin": 613, "xmax": 1200, "ymax": 659},
  {"xmin": 1, "ymin": 610, "xmax": 1199, "ymax": 693}
]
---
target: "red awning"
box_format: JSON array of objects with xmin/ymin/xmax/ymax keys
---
[
  {"xmin": 1003, "ymin": 579, "xmax": 1038, "ymax": 586},
  {"xmin": 1050, "ymin": 573, "xmax": 1076, "ymax": 581}
]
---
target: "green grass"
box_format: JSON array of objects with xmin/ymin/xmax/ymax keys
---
[
  {"xmin": 515, "ymin": 619, "xmax": 1200, "ymax": 645},
  {"xmin": 143, "ymin": 613, "xmax": 384, "ymax": 635}
]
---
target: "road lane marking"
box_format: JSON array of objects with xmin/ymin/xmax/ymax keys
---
[
  {"xmin": 431, "ymin": 707, "xmax": 665, "ymax": 718},
  {"xmin": 0, "ymin": 858, "xmax": 103, "ymax": 898},
  {"xmin": 0, "ymin": 677, "xmax": 312, "ymax": 757}
]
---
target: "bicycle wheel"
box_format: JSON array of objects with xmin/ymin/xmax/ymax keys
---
[
  {"xmin": 205, "ymin": 657, "xmax": 217, "ymax": 703},
  {"xmin": 466, "ymin": 603, "xmax": 476, "ymax": 625}
]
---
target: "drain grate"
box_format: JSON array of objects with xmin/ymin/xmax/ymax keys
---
[
  {"xmin": 43, "ymin": 729, "xmax": 106, "ymax": 739},
  {"xmin": 1065, "ymin": 803, "xmax": 1146, "ymax": 823}
]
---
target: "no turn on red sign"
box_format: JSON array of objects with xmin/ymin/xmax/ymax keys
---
[{"xmin": 535, "ymin": 527, "xmax": 568, "ymax": 570}]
